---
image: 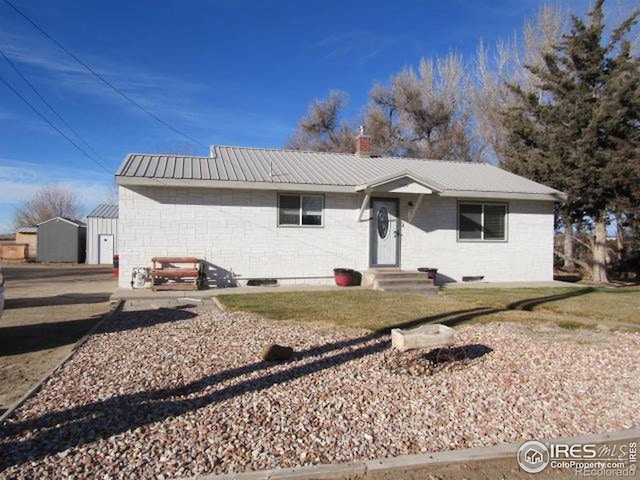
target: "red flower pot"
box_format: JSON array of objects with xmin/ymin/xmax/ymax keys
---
[{"xmin": 333, "ymin": 268, "xmax": 361, "ymax": 287}]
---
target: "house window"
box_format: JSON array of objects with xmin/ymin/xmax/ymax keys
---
[
  {"xmin": 458, "ymin": 203, "xmax": 507, "ymax": 241},
  {"xmin": 278, "ymin": 194, "xmax": 324, "ymax": 226}
]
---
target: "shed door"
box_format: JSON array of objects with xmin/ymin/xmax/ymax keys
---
[
  {"xmin": 370, "ymin": 198, "xmax": 400, "ymax": 267},
  {"xmin": 98, "ymin": 234, "xmax": 114, "ymax": 264}
]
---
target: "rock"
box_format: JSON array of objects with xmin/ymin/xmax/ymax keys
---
[{"xmin": 261, "ymin": 344, "xmax": 295, "ymax": 362}]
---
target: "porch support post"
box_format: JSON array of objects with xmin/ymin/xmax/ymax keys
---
[
  {"xmin": 408, "ymin": 194, "xmax": 424, "ymax": 223},
  {"xmin": 357, "ymin": 192, "xmax": 371, "ymax": 222}
]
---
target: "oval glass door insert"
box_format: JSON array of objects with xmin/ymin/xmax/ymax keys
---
[{"xmin": 377, "ymin": 207, "xmax": 389, "ymax": 239}]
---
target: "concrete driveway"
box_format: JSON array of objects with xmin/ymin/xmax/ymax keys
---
[{"xmin": 0, "ymin": 264, "xmax": 116, "ymax": 414}]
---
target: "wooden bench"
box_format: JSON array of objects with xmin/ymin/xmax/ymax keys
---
[{"xmin": 151, "ymin": 257, "xmax": 203, "ymax": 291}]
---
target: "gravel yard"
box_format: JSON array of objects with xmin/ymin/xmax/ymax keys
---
[{"xmin": 1, "ymin": 306, "xmax": 638, "ymax": 478}]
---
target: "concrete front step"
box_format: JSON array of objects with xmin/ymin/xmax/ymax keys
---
[
  {"xmin": 375, "ymin": 276, "xmax": 432, "ymax": 285},
  {"xmin": 361, "ymin": 269, "xmax": 438, "ymax": 294},
  {"xmin": 371, "ymin": 272, "xmax": 428, "ymax": 282},
  {"xmin": 378, "ymin": 284, "xmax": 439, "ymax": 294}
]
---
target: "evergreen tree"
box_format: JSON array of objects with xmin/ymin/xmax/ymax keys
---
[{"xmin": 501, "ymin": 0, "xmax": 639, "ymax": 283}]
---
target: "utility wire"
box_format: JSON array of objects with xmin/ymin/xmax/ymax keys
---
[
  {"xmin": 0, "ymin": 71, "xmax": 112, "ymax": 174},
  {"xmin": 3, "ymin": 0, "xmax": 207, "ymax": 148},
  {"xmin": 0, "ymin": 46, "xmax": 114, "ymax": 172},
  {"xmin": 1, "ymin": 2, "xmax": 364, "ymax": 266}
]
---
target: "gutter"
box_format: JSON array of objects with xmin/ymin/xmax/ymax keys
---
[{"xmin": 116, "ymin": 177, "xmax": 567, "ymax": 202}]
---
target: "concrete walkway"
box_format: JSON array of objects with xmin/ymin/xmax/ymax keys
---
[
  {"xmin": 110, "ymin": 284, "xmax": 363, "ymax": 301},
  {"xmin": 111, "ymin": 280, "xmax": 587, "ymax": 301}
]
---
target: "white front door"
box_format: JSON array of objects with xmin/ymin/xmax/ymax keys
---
[
  {"xmin": 98, "ymin": 234, "xmax": 114, "ymax": 264},
  {"xmin": 370, "ymin": 198, "xmax": 400, "ymax": 267}
]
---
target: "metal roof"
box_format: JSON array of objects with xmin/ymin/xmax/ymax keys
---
[
  {"xmin": 37, "ymin": 217, "xmax": 86, "ymax": 227},
  {"xmin": 115, "ymin": 146, "xmax": 566, "ymax": 201},
  {"xmin": 16, "ymin": 226, "xmax": 37, "ymax": 233},
  {"xmin": 87, "ymin": 204, "xmax": 119, "ymax": 218}
]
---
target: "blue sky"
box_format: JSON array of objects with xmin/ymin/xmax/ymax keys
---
[{"xmin": 0, "ymin": 0, "xmax": 629, "ymax": 232}]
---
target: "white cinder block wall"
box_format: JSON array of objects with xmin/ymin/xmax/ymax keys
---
[
  {"xmin": 118, "ymin": 186, "xmax": 369, "ymax": 288},
  {"xmin": 118, "ymin": 185, "xmax": 554, "ymax": 288},
  {"xmin": 400, "ymin": 196, "xmax": 554, "ymax": 282}
]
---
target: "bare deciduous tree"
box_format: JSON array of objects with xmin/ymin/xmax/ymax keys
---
[
  {"xmin": 285, "ymin": 91, "xmax": 356, "ymax": 153},
  {"xmin": 365, "ymin": 53, "xmax": 478, "ymax": 160},
  {"xmin": 13, "ymin": 184, "xmax": 82, "ymax": 228},
  {"xmin": 473, "ymin": 5, "xmax": 567, "ymax": 163}
]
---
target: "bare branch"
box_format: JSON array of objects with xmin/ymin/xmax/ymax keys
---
[
  {"xmin": 13, "ymin": 184, "xmax": 82, "ymax": 228},
  {"xmin": 558, "ymin": 232, "xmax": 594, "ymax": 251},
  {"xmin": 554, "ymin": 249, "xmax": 590, "ymax": 270},
  {"xmin": 285, "ymin": 91, "xmax": 356, "ymax": 153},
  {"xmin": 365, "ymin": 52, "xmax": 478, "ymax": 160}
]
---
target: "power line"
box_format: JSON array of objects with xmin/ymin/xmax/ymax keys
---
[
  {"xmin": 3, "ymin": 0, "xmax": 207, "ymax": 148},
  {"xmin": 0, "ymin": 71, "xmax": 112, "ymax": 174},
  {"xmin": 0, "ymin": 46, "xmax": 114, "ymax": 173},
  {"xmin": 1, "ymin": 2, "xmax": 363, "ymax": 266}
]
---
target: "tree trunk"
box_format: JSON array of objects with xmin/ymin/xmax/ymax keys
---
[
  {"xmin": 563, "ymin": 221, "xmax": 575, "ymax": 271},
  {"xmin": 591, "ymin": 219, "xmax": 609, "ymax": 283},
  {"xmin": 615, "ymin": 211, "xmax": 625, "ymax": 262}
]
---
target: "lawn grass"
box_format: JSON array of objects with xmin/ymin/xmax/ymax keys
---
[
  {"xmin": 218, "ymin": 286, "xmax": 640, "ymax": 332},
  {"xmin": 442, "ymin": 286, "xmax": 640, "ymax": 324},
  {"xmin": 218, "ymin": 290, "xmax": 456, "ymax": 331}
]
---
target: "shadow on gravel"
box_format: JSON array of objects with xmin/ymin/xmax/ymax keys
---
[
  {"xmin": 0, "ymin": 324, "xmax": 391, "ymax": 469},
  {"xmin": 421, "ymin": 344, "xmax": 494, "ymax": 365},
  {"xmin": 0, "ymin": 288, "xmax": 594, "ymax": 469},
  {"xmin": 98, "ymin": 308, "xmax": 198, "ymax": 334}
]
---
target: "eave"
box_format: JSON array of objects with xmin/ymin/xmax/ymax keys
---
[{"xmin": 116, "ymin": 176, "xmax": 568, "ymax": 202}]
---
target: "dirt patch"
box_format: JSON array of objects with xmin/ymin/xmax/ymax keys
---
[{"xmin": 0, "ymin": 264, "xmax": 115, "ymax": 413}]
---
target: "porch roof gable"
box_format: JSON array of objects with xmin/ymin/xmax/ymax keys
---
[{"xmin": 355, "ymin": 171, "xmax": 443, "ymax": 194}]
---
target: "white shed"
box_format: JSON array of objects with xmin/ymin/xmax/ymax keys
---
[{"xmin": 86, "ymin": 204, "xmax": 118, "ymax": 264}]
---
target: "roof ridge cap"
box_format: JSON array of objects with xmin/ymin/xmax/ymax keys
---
[
  {"xmin": 127, "ymin": 153, "xmax": 210, "ymax": 159},
  {"xmin": 214, "ymin": 144, "xmax": 338, "ymax": 155},
  {"xmin": 213, "ymin": 145, "xmax": 492, "ymax": 164}
]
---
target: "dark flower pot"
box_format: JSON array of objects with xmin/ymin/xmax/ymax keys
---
[{"xmin": 417, "ymin": 267, "xmax": 438, "ymax": 282}]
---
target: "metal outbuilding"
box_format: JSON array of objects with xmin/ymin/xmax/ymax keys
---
[
  {"xmin": 15, "ymin": 226, "xmax": 37, "ymax": 258},
  {"xmin": 86, "ymin": 204, "xmax": 118, "ymax": 264},
  {"xmin": 37, "ymin": 217, "xmax": 86, "ymax": 263}
]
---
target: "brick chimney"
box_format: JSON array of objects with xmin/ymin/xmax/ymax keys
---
[{"xmin": 355, "ymin": 125, "xmax": 371, "ymax": 157}]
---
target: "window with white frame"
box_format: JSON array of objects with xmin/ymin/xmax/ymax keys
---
[
  {"xmin": 458, "ymin": 202, "xmax": 507, "ymax": 241},
  {"xmin": 278, "ymin": 194, "xmax": 324, "ymax": 226}
]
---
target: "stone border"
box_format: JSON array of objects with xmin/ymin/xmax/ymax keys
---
[
  {"xmin": 191, "ymin": 428, "xmax": 639, "ymax": 480},
  {"xmin": 0, "ymin": 300, "xmax": 124, "ymax": 424}
]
